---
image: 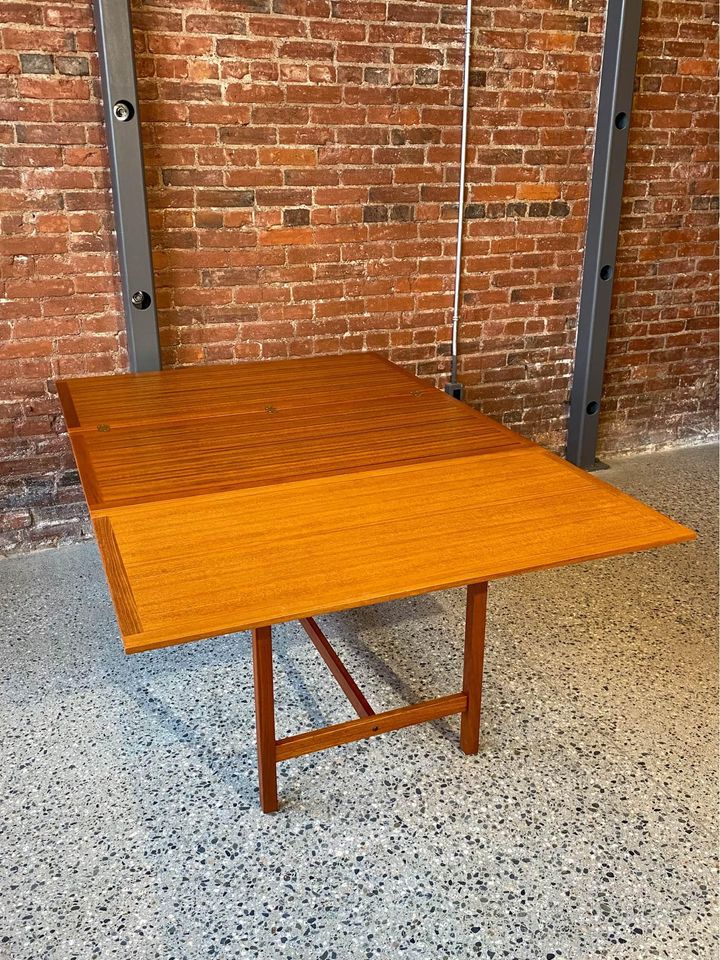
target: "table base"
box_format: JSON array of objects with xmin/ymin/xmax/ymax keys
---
[{"xmin": 251, "ymin": 582, "xmax": 488, "ymax": 813}]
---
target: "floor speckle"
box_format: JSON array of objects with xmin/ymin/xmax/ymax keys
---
[{"xmin": 0, "ymin": 444, "xmax": 717, "ymax": 959}]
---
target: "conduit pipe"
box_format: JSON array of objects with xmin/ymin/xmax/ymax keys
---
[{"xmin": 445, "ymin": 0, "xmax": 473, "ymax": 400}]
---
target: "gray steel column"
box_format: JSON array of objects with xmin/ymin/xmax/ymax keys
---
[
  {"xmin": 566, "ymin": 0, "xmax": 642, "ymax": 468},
  {"xmin": 94, "ymin": 0, "xmax": 161, "ymax": 372}
]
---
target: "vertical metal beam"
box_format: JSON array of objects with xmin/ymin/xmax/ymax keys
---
[
  {"xmin": 566, "ymin": 0, "xmax": 642, "ymax": 469},
  {"xmin": 94, "ymin": 0, "xmax": 161, "ymax": 372}
]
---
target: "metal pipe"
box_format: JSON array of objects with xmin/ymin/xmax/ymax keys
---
[{"xmin": 447, "ymin": 0, "xmax": 473, "ymax": 396}]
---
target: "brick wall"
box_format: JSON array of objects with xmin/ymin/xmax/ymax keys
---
[{"xmin": 1, "ymin": 0, "xmax": 718, "ymax": 554}]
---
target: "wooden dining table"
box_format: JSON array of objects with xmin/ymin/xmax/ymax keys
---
[{"xmin": 58, "ymin": 352, "xmax": 695, "ymax": 812}]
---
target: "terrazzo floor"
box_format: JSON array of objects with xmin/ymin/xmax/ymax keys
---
[{"xmin": 0, "ymin": 443, "xmax": 717, "ymax": 960}]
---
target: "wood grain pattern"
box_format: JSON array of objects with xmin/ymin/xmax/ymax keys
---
[
  {"xmin": 57, "ymin": 353, "xmax": 696, "ymax": 655},
  {"xmin": 58, "ymin": 353, "xmax": 438, "ymax": 431},
  {"xmin": 275, "ymin": 692, "xmax": 468, "ymax": 761},
  {"xmin": 67, "ymin": 433, "xmax": 102, "ymax": 508},
  {"xmin": 252, "ymin": 625, "xmax": 278, "ymax": 813},
  {"xmin": 92, "ymin": 516, "xmax": 142, "ymax": 637},
  {"xmin": 104, "ymin": 448, "xmax": 693, "ymax": 653},
  {"xmin": 77, "ymin": 392, "xmax": 524, "ymax": 509},
  {"xmin": 56, "ymin": 379, "xmax": 80, "ymax": 430}
]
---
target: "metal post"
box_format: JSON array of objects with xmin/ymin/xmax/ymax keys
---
[
  {"xmin": 565, "ymin": 0, "xmax": 642, "ymax": 468},
  {"xmin": 93, "ymin": 0, "xmax": 161, "ymax": 372}
]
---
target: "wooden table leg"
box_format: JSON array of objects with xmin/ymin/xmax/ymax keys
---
[
  {"xmin": 251, "ymin": 625, "xmax": 279, "ymax": 813},
  {"xmin": 460, "ymin": 581, "xmax": 488, "ymax": 755}
]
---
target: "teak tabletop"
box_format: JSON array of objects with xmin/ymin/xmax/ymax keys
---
[{"xmin": 58, "ymin": 353, "xmax": 695, "ymax": 812}]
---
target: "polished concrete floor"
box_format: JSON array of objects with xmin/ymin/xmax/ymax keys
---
[{"xmin": 0, "ymin": 443, "xmax": 717, "ymax": 960}]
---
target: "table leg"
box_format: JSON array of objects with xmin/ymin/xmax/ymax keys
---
[
  {"xmin": 460, "ymin": 581, "xmax": 488, "ymax": 755},
  {"xmin": 252, "ymin": 625, "xmax": 278, "ymax": 813}
]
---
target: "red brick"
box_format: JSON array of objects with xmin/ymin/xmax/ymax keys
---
[
  {"xmin": 0, "ymin": 0, "xmax": 716, "ymax": 556},
  {"xmin": 17, "ymin": 77, "xmax": 91, "ymax": 100}
]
